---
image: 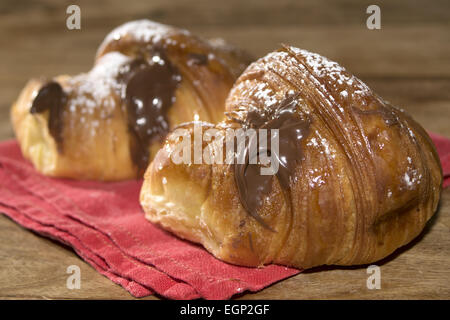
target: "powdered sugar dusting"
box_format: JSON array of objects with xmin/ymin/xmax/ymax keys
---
[
  {"xmin": 286, "ymin": 47, "xmax": 373, "ymax": 108},
  {"xmin": 97, "ymin": 20, "xmax": 188, "ymax": 58},
  {"xmin": 64, "ymin": 52, "xmax": 132, "ymax": 136},
  {"xmin": 68, "ymin": 52, "xmax": 128, "ymax": 109},
  {"xmin": 252, "ymin": 82, "xmax": 278, "ymax": 107}
]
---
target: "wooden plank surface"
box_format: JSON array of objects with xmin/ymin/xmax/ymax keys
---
[{"xmin": 0, "ymin": 0, "xmax": 449, "ymax": 299}]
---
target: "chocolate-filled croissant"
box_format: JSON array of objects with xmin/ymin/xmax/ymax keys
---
[
  {"xmin": 140, "ymin": 46, "xmax": 443, "ymax": 269},
  {"xmin": 11, "ymin": 20, "xmax": 252, "ymax": 180}
]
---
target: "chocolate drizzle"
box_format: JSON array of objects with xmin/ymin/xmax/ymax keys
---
[
  {"xmin": 30, "ymin": 81, "xmax": 67, "ymax": 152},
  {"xmin": 119, "ymin": 51, "xmax": 181, "ymax": 173},
  {"xmin": 29, "ymin": 50, "xmax": 181, "ymax": 172},
  {"xmin": 231, "ymin": 93, "xmax": 311, "ymax": 229}
]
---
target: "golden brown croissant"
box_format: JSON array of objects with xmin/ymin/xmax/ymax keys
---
[
  {"xmin": 140, "ymin": 46, "xmax": 443, "ymax": 269},
  {"xmin": 11, "ymin": 20, "xmax": 252, "ymax": 180}
]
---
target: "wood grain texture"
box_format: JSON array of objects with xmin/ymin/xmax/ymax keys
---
[{"xmin": 0, "ymin": 0, "xmax": 449, "ymax": 299}]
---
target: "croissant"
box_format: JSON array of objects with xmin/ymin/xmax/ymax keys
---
[
  {"xmin": 11, "ymin": 20, "xmax": 251, "ymax": 180},
  {"xmin": 140, "ymin": 46, "xmax": 443, "ymax": 269}
]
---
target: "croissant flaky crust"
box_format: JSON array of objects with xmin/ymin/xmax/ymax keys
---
[
  {"xmin": 140, "ymin": 46, "xmax": 443, "ymax": 269},
  {"xmin": 11, "ymin": 20, "xmax": 251, "ymax": 180}
]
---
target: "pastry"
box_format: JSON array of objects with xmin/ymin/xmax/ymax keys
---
[
  {"xmin": 140, "ymin": 46, "xmax": 442, "ymax": 269},
  {"xmin": 11, "ymin": 20, "xmax": 252, "ymax": 180}
]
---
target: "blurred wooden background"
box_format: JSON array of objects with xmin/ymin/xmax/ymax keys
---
[{"xmin": 0, "ymin": 0, "xmax": 449, "ymax": 299}]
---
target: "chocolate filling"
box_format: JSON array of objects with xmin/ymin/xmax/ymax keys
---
[
  {"xmin": 119, "ymin": 52, "xmax": 181, "ymax": 173},
  {"xmin": 231, "ymin": 93, "xmax": 311, "ymax": 229},
  {"xmin": 30, "ymin": 81, "xmax": 67, "ymax": 152},
  {"xmin": 29, "ymin": 51, "xmax": 181, "ymax": 172}
]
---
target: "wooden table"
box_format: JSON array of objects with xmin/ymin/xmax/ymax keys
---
[{"xmin": 0, "ymin": 0, "xmax": 449, "ymax": 299}]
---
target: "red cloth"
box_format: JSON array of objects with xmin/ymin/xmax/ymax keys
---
[
  {"xmin": 429, "ymin": 132, "xmax": 450, "ymax": 188},
  {"xmin": 0, "ymin": 133, "xmax": 449, "ymax": 299}
]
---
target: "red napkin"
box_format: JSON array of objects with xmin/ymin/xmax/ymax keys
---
[
  {"xmin": 0, "ymin": 140, "xmax": 298, "ymax": 299},
  {"xmin": 0, "ymin": 132, "xmax": 449, "ymax": 299},
  {"xmin": 429, "ymin": 132, "xmax": 450, "ymax": 188}
]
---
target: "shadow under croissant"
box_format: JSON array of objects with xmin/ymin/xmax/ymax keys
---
[{"xmin": 302, "ymin": 198, "xmax": 442, "ymax": 274}]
